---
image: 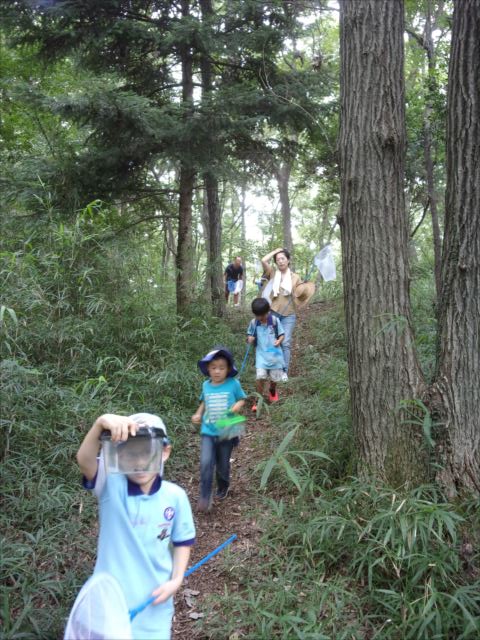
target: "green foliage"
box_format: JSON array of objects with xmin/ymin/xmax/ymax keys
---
[
  {"xmin": 259, "ymin": 426, "xmax": 333, "ymax": 494},
  {"xmin": 201, "ymin": 299, "xmax": 479, "ymax": 639},
  {"xmin": 206, "ymin": 478, "xmax": 479, "ymax": 639},
  {"xmin": 1, "ymin": 4, "xmax": 473, "ymax": 639},
  {"xmin": 0, "ymin": 199, "xmax": 242, "ymax": 638},
  {"xmin": 0, "ymin": 0, "xmax": 329, "ymax": 214},
  {"xmin": 404, "ymin": 1, "xmax": 451, "ymax": 223},
  {"xmin": 410, "ymin": 245, "xmax": 438, "ymax": 381}
]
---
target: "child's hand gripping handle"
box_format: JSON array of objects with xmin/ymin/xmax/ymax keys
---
[{"xmin": 129, "ymin": 534, "xmax": 238, "ymax": 621}]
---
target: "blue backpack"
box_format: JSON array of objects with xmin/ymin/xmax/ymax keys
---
[{"xmin": 249, "ymin": 313, "xmax": 280, "ymax": 344}]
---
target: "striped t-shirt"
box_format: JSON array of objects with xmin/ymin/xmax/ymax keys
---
[{"xmin": 200, "ymin": 377, "xmax": 247, "ymax": 436}]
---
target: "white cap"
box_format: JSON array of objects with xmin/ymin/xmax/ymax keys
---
[{"xmin": 128, "ymin": 413, "xmax": 167, "ymax": 436}]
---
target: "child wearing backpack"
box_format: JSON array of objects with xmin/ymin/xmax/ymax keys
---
[{"xmin": 247, "ymin": 298, "xmax": 285, "ymax": 411}]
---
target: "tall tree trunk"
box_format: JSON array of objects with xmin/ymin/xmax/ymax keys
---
[
  {"xmin": 339, "ymin": 0, "xmax": 425, "ymax": 483},
  {"xmin": 204, "ymin": 173, "xmax": 224, "ymax": 316},
  {"xmin": 434, "ymin": 0, "xmax": 480, "ymax": 497},
  {"xmin": 176, "ymin": 0, "xmax": 195, "ymax": 315},
  {"xmin": 424, "ymin": 116, "xmax": 442, "ymax": 299},
  {"xmin": 161, "ymin": 222, "xmax": 169, "ymax": 278},
  {"xmin": 176, "ymin": 166, "xmax": 195, "ymax": 313},
  {"xmin": 422, "ymin": 0, "xmax": 443, "ymax": 299},
  {"xmin": 407, "ymin": 1, "xmax": 444, "ymax": 300},
  {"xmin": 239, "ymin": 179, "xmax": 247, "ymax": 305},
  {"xmin": 275, "ymin": 162, "xmax": 293, "ymax": 255},
  {"xmin": 201, "ymin": 188, "xmax": 212, "ymax": 299},
  {"xmin": 200, "ymin": 0, "xmax": 224, "ymax": 317}
]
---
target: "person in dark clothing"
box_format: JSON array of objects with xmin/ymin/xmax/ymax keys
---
[{"xmin": 224, "ymin": 256, "xmax": 243, "ymax": 306}]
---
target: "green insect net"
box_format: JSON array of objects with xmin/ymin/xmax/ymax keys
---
[{"xmin": 215, "ymin": 413, "xmax": 246, "ymax": 441}]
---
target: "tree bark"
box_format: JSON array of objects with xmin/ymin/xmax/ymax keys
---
[
  {"xmin": 239, "ymin": 179, "xmax": 247, "ymax": 306},
  {"xmin": 176, "ymin": 165, "xmax": 195, "ymax": 313},
  {"xmin": 423, "ymin": 1, "xmax": 443, "ymax": 300},
  {"xmin": 434, "ymin": 0, "xmax": 480, "ymax": 497},
  {"xmin": 339, "ymin": 0, "xmax": 425, "ymax": 483},
  {"xmin": 200, "ymin": 0, "xmax": 225, "ymax": 318},
  {"xmin": 200, "ymin": 188, "xmax": 212, "ymax": 299},
  {"xmin": 204, "ymin": 173, "xmax": 224, "ymax": 316},
  {"xmin": 275, "ymin": 161, "xmax": 293, "ymax": 255},
  {"xmin": 176, "ymin": 0, "xmax": 195, "ymax": 315}
]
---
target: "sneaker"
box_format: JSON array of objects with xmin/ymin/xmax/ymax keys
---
[
  {"xmin": 281, "ymin": 372, "xmax": 289, "ymax": 382},
  {"xmin": 252, "ymin": 403, "xmax": 257, "ymax": 412},
  {"xmin": 269, "ymin": 390, "xmax": 279, "ymax": 402},
  {"xmin": 216, "ymin": 487, "xmax": 230, "ymax": 500},
  {"xmin": 197, "ymin": 497, "xmax": 212, "ymax": 513}
]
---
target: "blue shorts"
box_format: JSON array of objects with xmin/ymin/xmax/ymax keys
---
[{"xmin": 226, "ymin": 280, "xmax": 237, "ymax": 293}]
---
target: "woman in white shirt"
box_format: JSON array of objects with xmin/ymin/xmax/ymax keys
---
[{"xmin": 260, "ymin": 247, "xmax": 302, "ymax": 378}]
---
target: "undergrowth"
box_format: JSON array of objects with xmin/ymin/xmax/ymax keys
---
[
  {"xmin": 0, "ymin": 206, "xmax": 245, "ymax": 639},
  {"xmin": 1, "ymin": 206, "xmax": 478, "ymax": 640},
  {"xmin": 203, "ymin": 299, "xmax": 480, "ymax": 639}
]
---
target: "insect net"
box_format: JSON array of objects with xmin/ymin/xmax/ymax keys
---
[
  {"xmin": 314, "ymin": 244, "xmax": 336, "ymax": 281},
  {"xmin": 234, "ymin": 279, "xmax": 244, "ymax": 294},
  {"xmin": 64, "ymin": 572, "xmax": 132, "ymax": 640},
  {"xmin": 215, "ymin": 413, "xmax": 246, "ymax": 441}
]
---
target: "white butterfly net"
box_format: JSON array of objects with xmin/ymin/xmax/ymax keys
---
[
  {"xmin": 234, "ymin": 279, "xmax": 244, "ymax": 294},
  {"xmin": 314, "ymin": 244, "xmax": 336, "ymax": 281},
  {"xmin": 64, "ymin": 572, "xmax": 132, "ymax": 640}
]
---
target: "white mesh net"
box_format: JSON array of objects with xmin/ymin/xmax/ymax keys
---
[
  {"xmin": 314, "ymin": 244, "xmax": 336, "ymax": 282},
  {"xmin": 64, "ymin": 572, "xmax": 132, "ymax": 640}
]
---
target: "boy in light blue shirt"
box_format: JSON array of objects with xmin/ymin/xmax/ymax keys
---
[
  {"xmin": 247, "ymin": 298, "xmax": 285, "ymax": 411},
  {"xmin": 191, "ymin": 348, "xmax": 246, "ymax": 512},
  {"xmin": 76, "ymin": 412, "xmax": 195, "ymax": 640}
]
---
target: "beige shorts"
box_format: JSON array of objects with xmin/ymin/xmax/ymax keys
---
[{"xmin": 256, "ymin": 368, "xmax": 284, "ymax": 382}]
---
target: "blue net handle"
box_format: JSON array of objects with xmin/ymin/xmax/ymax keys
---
[{"xmin": 129, "ymin": 534, "xmax": 238, "ymax": 621}]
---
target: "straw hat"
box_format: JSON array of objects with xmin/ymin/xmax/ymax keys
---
[{"xmin": 294, "ymin": 281, "xmax": 315, "ymax": 309}]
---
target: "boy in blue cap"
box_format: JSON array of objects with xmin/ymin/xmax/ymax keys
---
[
  {"xmin": 191, "ymin": 348, "xmax": 247, "ymax": 512},
  {"xmin": 76, "ymin": 412, "xmax": 195, "ymax": 640}
]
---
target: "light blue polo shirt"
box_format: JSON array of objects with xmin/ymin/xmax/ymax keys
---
[
  {"xmin": 84, "ymin": 460, "xmax": 195, "ymax": 640},
  {"xmin": 247, "ymin": 316, "xmax": 285, "ymax": 370},
  {"xmin": 200, "ymin": 377, "xmax": 247, "ymax": 436}
]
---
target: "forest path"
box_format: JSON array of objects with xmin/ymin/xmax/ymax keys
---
[{"xmin": 172, "ymin": 301, "xmax": 327, "ymax": 639}]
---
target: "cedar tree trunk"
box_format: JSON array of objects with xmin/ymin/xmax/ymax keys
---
[
  {"xmin": 339, "ymin": 0, "xmax": 425, "ymax": 483},
  {"xmin": 434, "ymin": 0, "xmax": 480, "ymax": 497},
  {"xmin": 176, "ymin": 0, "xmax": 195, "ymax": 315}
]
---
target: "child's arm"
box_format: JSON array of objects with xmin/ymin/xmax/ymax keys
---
[
  {"xmin": 230, "ymin": 398, "xmax": 246, "ymax": 414},
  {"xmin": 191, "ymin": 401, "xmax": 205, "ymax": 425},
  {"xmin": 274, "ymin": 318, "xmax": 285, "ymax": 347},
  {"xmin": 247, "ymin": 318, "xmax": 256, "ymax": 344},
  {"xmin": 151, "ymin": 544, "xmax": 191, "ymax": 605},
  {"xmin": 77, "ymin": 414, "xmax": 139, "ymax": 480}
]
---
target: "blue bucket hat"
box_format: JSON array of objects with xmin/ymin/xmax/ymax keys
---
[{"xmin": 198, "ymin": 348, "xmax": 238, "ymax": 377}]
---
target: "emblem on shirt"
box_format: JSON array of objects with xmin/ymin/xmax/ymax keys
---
[{"xmin": 164, "ymin": 507, "xmax": 175, "ymax": 521}]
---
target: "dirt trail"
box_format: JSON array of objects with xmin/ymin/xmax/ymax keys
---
[{"xmin": 172, "ymin": 304, "xmax": 320, "ymax": 639}]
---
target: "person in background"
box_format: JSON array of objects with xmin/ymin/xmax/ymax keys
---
[
  {"xmin": 260, "ymin": 247, "xmax": 301, "ymax": 379},
  {"xmin": 254, "ymin": 270, "xmax": 269, "ymax": 292},
  {"xmin": 247, "ymin": 298, "xmax": 285, "ymax": 412},
  {"xmin": 224, "ymin": 256, "xmax": 243, "ymax": 306}
]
